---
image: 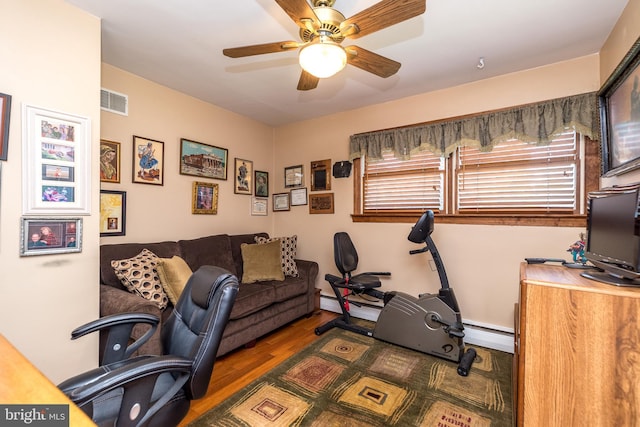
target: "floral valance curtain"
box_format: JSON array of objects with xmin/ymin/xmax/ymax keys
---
[{"xmin": 349, "ymin": 92, "xmax": 599, "ymax": 161}]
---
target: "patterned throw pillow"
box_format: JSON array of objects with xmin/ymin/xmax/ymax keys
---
[
  {"xmin": 111, "ymin": 248, "xmax": 168, "ymax": 310},
  {"xmin": 255, "ymin": 235, "xmax": 298, "ymax": 277}
]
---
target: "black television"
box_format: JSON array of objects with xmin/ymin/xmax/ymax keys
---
[{"xmin": 581, "ymin": 186, "xmax": 640, "ymax": 286}]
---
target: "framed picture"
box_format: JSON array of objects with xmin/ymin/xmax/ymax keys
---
[
  {"xmin": 310, "ymin": 192, "xmax": 335, "ymax": 214},
  {"xmin": 0, "ymin": 92, "xmax": 11, "ymax": 161},
  {"xmin": 100, "ymin": 139, "xmax": 121, "ymax": 183},
  {"xmin": 599, "ymin": 35, "xmax": 640, "ymax": 176},
  {"xmin": 20, "ymin": 217, "xmax": 82, "ymax": 256},
  {"xmin": 22, "ymin": 105, "xmax": 90, "ymax": 215},
  {"xmin": 132, "ymin": 135, "xmax": 164, "ymax": 185},
  {"xmin": 273, "ymin": 192, "xmax": 290, "ymax": 211},
  {"xmin": 179, "ymin": 138, "xmax": 228, "ymax": 180},
  {"xmin": 234, "ymin": 158, "xmax": 253, "ymax": 195},
  {"xmin": 100, "ymin": 190, "xmax": 126, "ymax": 236},
  {"xmin": 290, "ymin": 187, "xmax": 308, "ymax": 206},
  {"xmin": 285, "ymin": 165, "xmax": 303, "ymax": 188},
  {"xmin": 255, "ymin": 170, "xmax": 269, "ymax": 197},
  {"xmin": 192, "ymin": 181, "xmax": 219, "ymax": 214},
  {"xmin": 251, "ymin": 196, "xmax": 268, "ymax": 216},
  {"xmin": 311, "ymin": 159, "xmax": 331, "ymax": 191}
]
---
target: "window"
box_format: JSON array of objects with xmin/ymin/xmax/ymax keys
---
[{"xmin": 354, "ymin": 130, "xmax": 596, "ymax": 226}]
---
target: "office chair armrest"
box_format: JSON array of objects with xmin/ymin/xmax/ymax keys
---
[
  {"xmin": 71, "ymin": 312, "xmax": 160, "ymax": 365},
  {"xmin": 68, "ymin": 355, "xmax": 192, "ymax": 425}
]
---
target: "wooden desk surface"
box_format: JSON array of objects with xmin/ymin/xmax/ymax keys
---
[{"xmin": 0, "ymin": 334, "xmax": 95, "ymax": 426}]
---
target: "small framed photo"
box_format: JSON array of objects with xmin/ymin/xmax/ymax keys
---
[
  {"xmin": 132, "ymin": 135, "xmax": 164, "ymax": 185},
  {"xmin": 234, "ymin": 158, "xmax": 253, "ymax": 195},
  {"xmin": 192, "ymin": 181, "xmax": 219, "ymax": 215},
  {"xmin": 20, "ymin": 217, "xmax": 82, "ymax": 256},
  {"xmin": 255, "ymin": 170, "xmax": 269, "ymax": 197},
  {"xmin": 310, "ymin": 192, "xmax": 335, "ymax": 214},
  {"xmin": 0, "ymin": 92, "xmax": 11, "ymax": 161},
  {"xmin": 285, "ymin": 165, "xmax": 303, "ymax": 188},
  {"xmin": 273, "ymin": 192, "xmax": 290, "ymax": 211},
  {"xmin": 100, "ymin": 190, "xmax": 126, "ymax": 236},
  {"xmin": 23, "ymin": 105, "xmax": 90, "ymax": 215},
  {"xmin": 290, "ymin": 187, "xmax": 308, "ymax": 206},
  {"xmin": 251, "ymin": 196, "xmax": 268, "ymax": 216},
  {"xmin": 179, "ymin": 138, "xmax": 228, "ymax": 180},
  {"xmin": 100, "ymin": 139, "xmax": 121, "ymax": 183}
]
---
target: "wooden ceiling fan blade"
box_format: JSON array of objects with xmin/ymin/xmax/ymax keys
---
[
  {"xmin": 340, "ymin": 0, "xmax": 426, "ymax": 39},
  {"xmin": 223, "ymin": 41, "xmax": 300, "ymax": 58},
  {"xmin": 297, "ymin": 70, "xmax": 319, "ymax": 91},
  {"xmin": 346, "ymin": 46, "xmax": 401, "ymax": 78},
  {"xmin": 276, "ymin": 0, "xmax": 321, "ymax": 32}
]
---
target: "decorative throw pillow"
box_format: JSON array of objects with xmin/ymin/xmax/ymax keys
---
[
  {"xmin": 157, "ymin": 256, "xmax": 193, "ymax": 305},
  {"xmin": 111, "ymin": 249, "xmax": 168, "ymax": 310},
  {"xmin": 240, "ymin": 240, "xmax": 285, "ymax": 284},
  {"xmin": 255, "ymin": 235, "xmax": 299, "ymax": 277}
]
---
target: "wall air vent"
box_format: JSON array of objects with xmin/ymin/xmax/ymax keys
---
[{"xmin": 100, "ymin": 88, "xmax": 128, "ymax": 116}]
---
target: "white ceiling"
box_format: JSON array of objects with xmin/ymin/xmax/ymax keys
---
[{"xmin": 66, "ymin": 0, "xmax": 628, "ymax": 127}]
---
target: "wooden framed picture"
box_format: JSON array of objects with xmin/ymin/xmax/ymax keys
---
[
  {"xmin": 309, "ymin": 192, "xmax": 334, "ymax": 214},
  {"xmin": 179, "ymin": 138, "xmax": 228, "ymax": 180},
  {"xmin": 599, "ymin": 35, "xmax": 640, "ymax": 176},
  {"xmin": 99, "ymin": 139, "xmax": 121, "ymax": 183},
  {"xmin": 234, "ymin": 158, "xmax": 253, "ymax": 195},
  {"xmin": 0, "ymin": 92, "xmax": 11, "ymax": 161},
  {"xmin": 285, "ymin": 164, "xmax": 303, "ymax": 188},
  {"xmin": 311, "ymin": 159, "xmax": 331, "ymax": 191},
  {"xmin": 132, "ymin": 135, "xmax": 164, "ymax": 185},
  {"xmin": 192, "ymin": 181, "xmax": 218, "ymax": 214},
  {"xmin": 290, "ymin": 187, "xmax": 308, "ymax": 206},
  {"xmin": 22, "ymin": 105, "xmax": 90, "ymax": 215},
  {"xmin": 20, "ymin": 217, "xmax": 82, "ymax": 256},
  {"xmin": 255, "ymin": 170, "xmax": 269, "ymax": 197},
  {"xmin": 100, "ymin": 190, "xmax": 126, "ymax": 236},
  {"xmin": 251, "ymin": 196, "xmax": 268, "ymax": 216},
  {"xmin": 273, "ymin": 192, "xmax": 290, "ymax": 211}
]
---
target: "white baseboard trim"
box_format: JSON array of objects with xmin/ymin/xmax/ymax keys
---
[{"xmin": 320, "ymin": 296, "xmax": 514, "ymax": 354}]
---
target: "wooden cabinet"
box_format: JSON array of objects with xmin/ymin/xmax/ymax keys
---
[{"xmin": 516, "ymin": 263, "xmax": 640, "ymax": 426}]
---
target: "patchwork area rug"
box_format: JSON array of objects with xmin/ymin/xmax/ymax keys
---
[{"xmin": 190, "ymin": 328, "xmax": 513, "ymax": 426}]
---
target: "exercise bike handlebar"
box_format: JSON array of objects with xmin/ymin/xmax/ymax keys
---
[{"xmin": 409, "ymin": 246, "xmax": 429, "ymax": 255}]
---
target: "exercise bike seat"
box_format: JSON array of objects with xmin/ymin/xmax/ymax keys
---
[{"xmin": 332, "ymin": 232, "xmax": 390, "ymax": 290}]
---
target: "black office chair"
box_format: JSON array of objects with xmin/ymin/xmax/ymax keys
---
[
  {"xmin": 58, "ymin": 265, "xmax": 239, "ymax": 427},
  {"xmin": 315, "ymin": 232, "xmax": 390, "ymax": 336}
]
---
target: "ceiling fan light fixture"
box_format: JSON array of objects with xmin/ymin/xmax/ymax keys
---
[{"xmin": 299, "ymin": 39, "xmax": 347, "ymax": 79}]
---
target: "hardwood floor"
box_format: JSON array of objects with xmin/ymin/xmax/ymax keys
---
[{"xmin": 179, "ymin": 310, "xmax": 339, "ymax": 426}]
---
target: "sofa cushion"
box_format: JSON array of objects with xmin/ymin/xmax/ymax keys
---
[
  {"xmin": 255, "ymin": 235, "xmax": 299, "ymax": 277},
  {"xmin": 240, "ymin": 240, "xmax": 285, "ymax": 284},
  {"xmin": 111, "ymin": 249, "xmax": 168, "ymax": 310},
  {"xmin": 228, "ymin": 283, "xmax": 275, "ymax": 320},
  {"xmin": 101, "ymin": 241, "xmax": 181, "ymax": 289},
  {"xmin": 157, "ymin": 256, "xmax": 192, "ymax": 305},
  {"xmin": 178, "ymin": 234, "xmax": 237, "ymax": 276},
  {"xmin": 229, "ymin": 233, "xmax": 269, "ymax": 280}
]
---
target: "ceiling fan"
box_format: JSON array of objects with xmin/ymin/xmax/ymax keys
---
[{"xmin": 222, "ymin": 0, "xmax": 427, "ymax": 91}]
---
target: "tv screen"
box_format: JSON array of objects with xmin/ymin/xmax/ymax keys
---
[{"xmin": 583, "ymin": 187, "xmax": 640, "ymax": 286}]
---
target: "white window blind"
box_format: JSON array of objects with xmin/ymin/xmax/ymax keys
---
[
  {"xmin": 364, "ymin": 151, "xmax": 444, "ymax": 212},
  {"xmin": 455, "ymin": 130, "xmax": 578, "ymax": 213}
]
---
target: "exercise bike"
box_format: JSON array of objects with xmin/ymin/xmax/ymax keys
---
[{"xmin": 315, "ymin": 211, "xmax": 469, "ymax": 366}]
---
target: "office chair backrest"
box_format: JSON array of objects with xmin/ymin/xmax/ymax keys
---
[
  {"xmin": 334, "ymin": 232, "xmax": 359, "ymax": 276},
  {"xmin": 161, "ymin": 265, "xmax": 239, "ymax": 400}
]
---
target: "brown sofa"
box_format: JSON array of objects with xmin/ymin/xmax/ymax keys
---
[{"xmin": 99, "ymin": 232, "xmax": 318, "ymax": 359}]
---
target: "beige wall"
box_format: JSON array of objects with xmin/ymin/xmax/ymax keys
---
[
  {"xmin": 273, "ymin": 55, "xmax": 601, "ymax": 329},
  {"xmin": 0, "ymin": 0, "xmax": 100, "ymax": 383},
  {"xmin": 100, "ymin": 64, "xmax": 275, "ymax": 243}
]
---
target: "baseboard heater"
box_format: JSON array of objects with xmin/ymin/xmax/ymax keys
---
[{"xmin": 320, "ymin": 295, "xmax": 514, "ymax": 354}]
